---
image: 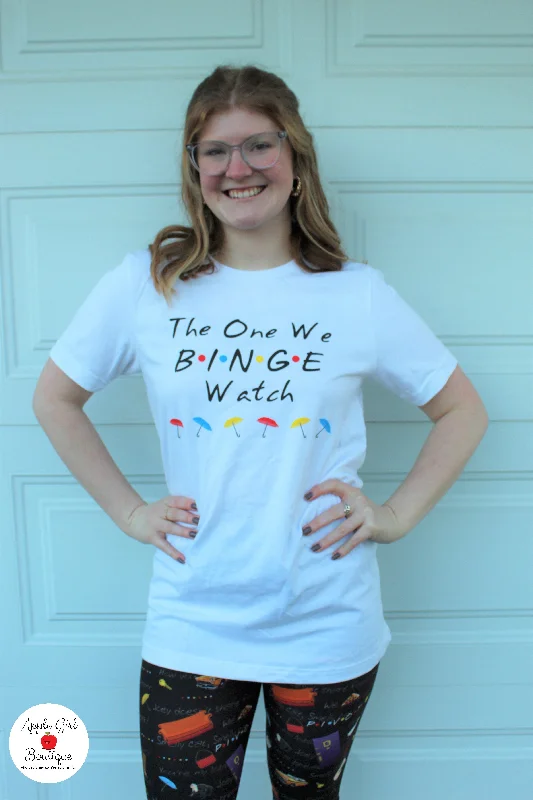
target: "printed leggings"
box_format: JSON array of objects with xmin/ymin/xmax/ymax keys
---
[{"xmin": 139, "ymin": 658, "xmax": 380, "ymax": 800}]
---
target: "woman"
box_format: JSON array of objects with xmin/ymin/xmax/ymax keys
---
[{"xmin": 34, "ymin": 65, "xmax": 488, "ymax": 799}]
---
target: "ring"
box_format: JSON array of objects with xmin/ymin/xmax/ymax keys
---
[{"xmin": 343, "ymin": 503, "xmax": 352, "ymax": 518}]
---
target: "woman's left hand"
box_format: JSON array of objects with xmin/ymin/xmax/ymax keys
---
[{"xmin": 302, "ymin": 479, "xmax": 405, "ymax": 559}]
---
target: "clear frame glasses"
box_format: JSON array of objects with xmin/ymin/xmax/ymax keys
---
[{"xmin": 186, "ymin": 130, "xmax": 288, "ymax": 176}]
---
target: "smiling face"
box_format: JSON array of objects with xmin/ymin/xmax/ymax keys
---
[{"xmin": 196, "ymin": 107, "xmax": 295, "ymax": 235}]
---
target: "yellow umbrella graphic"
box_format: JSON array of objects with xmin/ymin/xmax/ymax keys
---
[
  {"xmin": 290, "ymin": 416, "xmax": 311, "ymax": 438},
  {"xmin": 224, "ymin": 416, "xmax": 244, "ymax": 437}
]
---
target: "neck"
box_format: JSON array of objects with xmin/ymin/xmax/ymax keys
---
[{"xmin": 213, "ymin": 215, "xmax": 293, "ymax": 271}]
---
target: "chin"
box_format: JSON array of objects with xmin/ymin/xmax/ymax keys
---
[{"xmin": 215, "ymin": 207, "xmax": 276, "ymax": 226}]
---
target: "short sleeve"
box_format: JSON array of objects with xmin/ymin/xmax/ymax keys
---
[
  {"xmin": 49, "ymin": 252, "xmax": 141, "ymax": 392},
  {"xmin": 368, "ymin": 266, "xmax": 458, "ymax": 406}
]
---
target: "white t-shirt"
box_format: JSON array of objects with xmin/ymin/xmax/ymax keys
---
[{"xmin": 49, "ymin": 249, "xmax": 458, "ymax": 683}]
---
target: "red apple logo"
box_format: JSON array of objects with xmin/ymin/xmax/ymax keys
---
[{"xmin": 41, "ymin": 731, "xmax": 57, "ymax": 750}]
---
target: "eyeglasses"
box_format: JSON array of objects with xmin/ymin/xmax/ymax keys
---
[{"xmin": 186, "ymin": 130, "xmax": 288, "ymax": 176}]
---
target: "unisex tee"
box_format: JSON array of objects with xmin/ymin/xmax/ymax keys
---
[{"xmin": 49, "ymin": 249, "xmax": 458, "ymax": 683}]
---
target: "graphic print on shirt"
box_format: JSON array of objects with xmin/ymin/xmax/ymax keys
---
[{"xmin": 167, "ymin": 315, "xmax": 335, "ymax": 441}]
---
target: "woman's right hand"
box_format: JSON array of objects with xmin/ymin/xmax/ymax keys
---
[{"xmin": 124, "ymin": 495, "xmax": 199, "ymax": 562}]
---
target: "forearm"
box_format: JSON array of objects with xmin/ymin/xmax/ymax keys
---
[
  {"xmin": 33, "ymin": 400, "xmax": 146, "ymax": 533},
  {"xmin": 383, "ymin": 407, "xmax": 489, "ymax": 538}
]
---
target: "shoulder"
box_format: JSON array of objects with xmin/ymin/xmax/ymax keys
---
[
  {"xmin": 333, "ymin": 260, "xmax": 384, "ymax": 294},
  {"xmin": 118, "ymin": 248, "xmax": 153, "ymax": 303},
  {"xmin": 341, "ymin": 260, "xmax": 385, "ymax": 282},
  {"xmin": 338, "ymin": 259, "xmax": 379, "ymax": 280},
  {"xmin": 340, "ymin": 259, "xmax": 370, "ymax": 274},
  {"xmin": 302, "ymin": 260, "xmax": 382, "ymax": 302},
  {"xmin": 125, "ymin": 247, "xmax": 152, "ymax": 279}
]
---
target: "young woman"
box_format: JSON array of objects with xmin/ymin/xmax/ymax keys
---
[{"xmin": 33, "ymin": 64, "xmax": 488, "ymax": 800}]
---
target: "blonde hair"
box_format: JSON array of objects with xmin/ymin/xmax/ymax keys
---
[{"xmin": 148, "ymin": 64, "xmax": 353, "ymax": 305}]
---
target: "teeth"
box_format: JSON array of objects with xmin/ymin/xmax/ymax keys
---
[{"xmin": 227, "ymin": 186, "xmax": 265, "ymax": 199}]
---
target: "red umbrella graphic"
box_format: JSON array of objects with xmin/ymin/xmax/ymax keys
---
[
  {"xmin": 257, "ymin": 416, "xmax": 279, "ymax": 438},
  {"xmin": 169, "ymin": 418, "xmax": 183, "ymax": 438}
]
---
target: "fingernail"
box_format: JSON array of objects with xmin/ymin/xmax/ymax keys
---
[
  {"xmin": 311, "ymin": 543, "xmax": 321, "ymax": 552},
  {"xmin": 302, "ymin": 526, "xmax": 312, "ymax": 535},
  {"xmin": 304, "ymin": 491, "xmax": 313, "ymax": 500},
  {"xmin": 331, "ymin": 552, "xmax": 341, "ymax": 560},
  {"xmin": 192, "ymin": 516, "xmax": 200, "ymax": 524},
  {"xmin": 177, "ymin": 556, "xmax": 185, "ymax": 564},
  {"xmin": 191, "ymin": 503, "xmax": 198, "ymax": 511},
  {"xmin": 189, "ymin": 531, "xmax": 197, "ymax": 539}
]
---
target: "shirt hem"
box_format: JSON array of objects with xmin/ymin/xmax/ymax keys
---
[
  {"xmin": 141, "ymin": 629, "xmax": 392, "ymax": 684},
  {"xmin": 49, "ymin": 348, "xmax": 105, "ymax": 393}
]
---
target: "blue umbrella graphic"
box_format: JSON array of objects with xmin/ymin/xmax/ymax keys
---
[
  {"xmin": 158, "ymin": 775, "xmax": 177, "ymax": 789},
  {"xmin": 193, "ymin": 416, "xmax": 212, "ymax": 438},
  {"xmin": 316, "ymin": 418, "xmax": 331, "ymax": 438}
]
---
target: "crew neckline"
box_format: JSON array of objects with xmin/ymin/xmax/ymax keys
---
[{"xmin": 211, "ymin": 256, "xmax": 301, "ymax": 278}]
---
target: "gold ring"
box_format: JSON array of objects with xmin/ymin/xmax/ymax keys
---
[{"xmin": 343, "ymin": 503, "xmax": 351, "ymax": 518}]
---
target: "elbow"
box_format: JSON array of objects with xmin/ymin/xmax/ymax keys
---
[
  {"xmin": 32, "ymin": 391, "xmax": 52, "ymax": 421},
  {"xmin": 458, "ymin": 404, "xmax": 490, "ymax": 439}
]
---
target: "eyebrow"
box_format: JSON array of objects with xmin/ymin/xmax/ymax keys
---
[{"xmin": 198, "ymin": 131, "xmax": 273, "ymax": 145}]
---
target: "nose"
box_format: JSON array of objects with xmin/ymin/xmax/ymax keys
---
[{"xmin": 224, "ymin": 147, "xmax": 255, "ymax": 179}]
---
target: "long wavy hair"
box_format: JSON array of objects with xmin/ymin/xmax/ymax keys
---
[{"xmin": 148, "ymin": 64, "xmax": 354, "ymax": 305}]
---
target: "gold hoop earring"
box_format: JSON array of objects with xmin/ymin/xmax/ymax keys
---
[{"xmin": 291, "ymin": 176, "xmax": 302, "ymax": 197}]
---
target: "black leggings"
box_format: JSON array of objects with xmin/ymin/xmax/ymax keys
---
[{"xmin": 139, "ymin": 658, "xmax": 380, "ymax": 800}]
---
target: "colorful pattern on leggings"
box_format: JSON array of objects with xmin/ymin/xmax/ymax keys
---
[{"xmin": 139, "ymin": 658, "xmax": 379, "ymax": 800}]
